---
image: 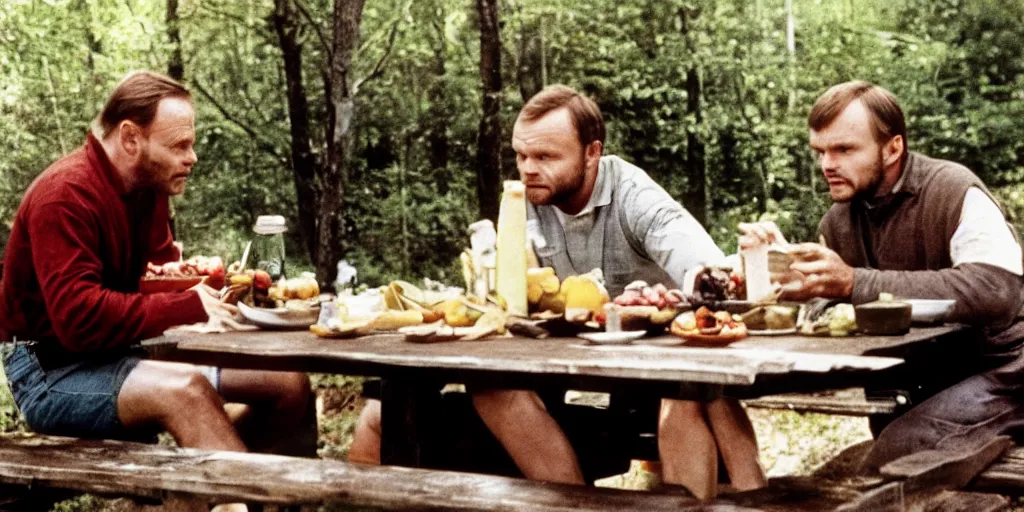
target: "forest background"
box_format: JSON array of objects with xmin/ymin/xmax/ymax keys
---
[
  {"xmin": 3, "ymin": 0, "xmax": 1024, "ymax": 288},
  {"xmin": 2, "ymin": 2, "xmax": 1024, "ymax": 509}
]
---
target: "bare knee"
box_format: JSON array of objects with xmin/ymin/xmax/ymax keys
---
[
  {"xmin": 276, "ymin": 372, "xmax": 312, "ymax": 409},
  {"xmin": 119, "ymin": 363, "xmax": 223, "ymax": 428},
  {"xmin": 356, "ymin": 399, "xmax": 381, "ymax": 437},
  {"xmin": 659, "ymin": 399, "xmax": 706, "ymax": 432}
]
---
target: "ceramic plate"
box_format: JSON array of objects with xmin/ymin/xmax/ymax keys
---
[
  {"xmin": 747, "ymin": 327, "xmax": 798, "ymax": 336},
  {"xmin": 672, "ymin": 330, "xmax": 748, "ymax": 346},
  {"xmin": 577, "ymin": 331, "xmax": 647, "ymax": 345},
  {"xmin": 238, "ymin": 302, "xmax": 319, "ymax": 329},
  {"xmin": 904, "ymin": 299, "xmax": 956, "ymax": 324}
]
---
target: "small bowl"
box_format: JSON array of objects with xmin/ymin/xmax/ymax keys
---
[
  {"xmin": 905, "ymin": 299, "xmax": 956, "ymax": 324},
  {"xmin": 855, "ymin": 301, "xmax": 912, "ymax": 335}
]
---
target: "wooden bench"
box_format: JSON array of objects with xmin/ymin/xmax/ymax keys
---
[
  {"xmin": 565, "ymin": 388, "xmax": 903, "ymax": 417},
  {"xmin": 0, "ymin": 433, "xmax": 1017, "ymax": 511},
  {"xmin": 0, "ymin": 433, "xmax": 723, "ymax": 511},
  {"xmin": 742, "ymin": 389, "xmax": 903, "ymax": 417}
]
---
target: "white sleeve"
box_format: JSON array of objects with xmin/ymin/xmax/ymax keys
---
[{"xmin": 950, "ymin": 187, "xmax": 1023, "ymax": 275}]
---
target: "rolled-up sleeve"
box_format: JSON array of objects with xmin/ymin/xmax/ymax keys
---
[{"xmin": 623, "ymin": 184, "xmax": 725, "ymax": 280}]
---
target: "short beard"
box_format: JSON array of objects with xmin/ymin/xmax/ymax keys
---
[
  {"xmin": 854, "ymin": 148, "xmax": 888, "ymax": 201},
  {"xmin": 550, "ymin": 152, "xmax": 589, "ymax": 209}
]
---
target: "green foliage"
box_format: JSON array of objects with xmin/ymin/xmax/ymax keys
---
[{"xmin": 2, "ymin": 0, "xmax": 1024, "ymax": 276}]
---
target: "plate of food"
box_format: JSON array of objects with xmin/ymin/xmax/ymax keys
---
[
  {"xmin": 141, "ymin": 256, "xmax": 226, "ymax": 293},
  {"xmin": 669, "ymin": 307, "xmax": 748, "ymax": 345},
  {"xmin": 238, "ymin": 300, "xmax": 319, "ymax": 329}
]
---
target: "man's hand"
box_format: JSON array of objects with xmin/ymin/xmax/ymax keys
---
[
  {"xmin": 738, "ymin": 221, "xmax": 788, "ymax": 250},
  {"xmin": 780, "ymin": 243, "xmax": 854, "ymax": 300},
  {"xmin": 190, "ymin": 282, "xmax": 239, "ymax": 321}
]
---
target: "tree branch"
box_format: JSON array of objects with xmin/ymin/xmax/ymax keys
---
[
  {"xmin": 192, "ymin": 80, "xmax": 289, "ymax": 167},
  {"xmin": 352, "ymin": 15, "xmax": 401, "ymax": 95},
  {"xmin": 291, "ymin": 0, "xmax": 332, "ymax": 62}
]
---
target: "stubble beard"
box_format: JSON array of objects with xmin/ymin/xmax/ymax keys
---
[
  {"xmin": 852, "ymin": 149, "xmax": 888, "ymax": 202},
  {"xmin": 548, "ymin": 156, "xmax": 588, "ymax": 209}
]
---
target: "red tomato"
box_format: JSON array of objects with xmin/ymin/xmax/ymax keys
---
[{"xmin": 253, "ymin": 270, "xmax": 272, "ymax": 290}]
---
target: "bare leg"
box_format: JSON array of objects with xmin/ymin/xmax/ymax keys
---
[
  {"xmin": 472, "ymin": 390, "xmax": 585, "ymax": 485},
  {"xmin": 117, "ymin": 361, "xmax": 246, "ymax": 451},
  {"xmin": 658, "ymin": 398, "xmax": 718, "ymax": 499},
  {"xmin": 218, "ymin": 369, "xmax": 312, "ymax": 454},
  {"xmin": 706, "ymin": 398, "xmax": 766, "ymax": 491},
  {"xmin": 349, "ymin": 399, "xmax": 382, "ymax": 464}
]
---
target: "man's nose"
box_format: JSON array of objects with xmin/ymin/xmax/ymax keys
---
[
  {"xmin": 518, "ymin": 159, "xmax": 538, "ymax": 177},
  {"xmin": 186, "ymin": 148, "xmax": 198, "ymax": 166},
  {"xmin": 820, "ymin": 152, "xmax": 837, "ymax": 172}
]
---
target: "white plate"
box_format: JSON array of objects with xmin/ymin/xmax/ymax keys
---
[
  {"xmin": 905, "ymin": 299, "xmax": 955, "ymax": 324},
  {"xmin": 577, "ymin": 331, "xmax": 647, "ymax": 345},
  {"xmin": 747, "ymin": 327, "xmax": 798, "ymax": 336},
  {"xmin": 238, "ymin": 302, "xmax": 319, "ymax": 329}
]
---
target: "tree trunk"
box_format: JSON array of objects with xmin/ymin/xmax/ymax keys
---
[
  {"xmin": 680, "ymin": 9, "xmax": 707, "ymax": 226},
  {"xmin": 516, "ymin": 14, "xmax": 543, "ymax": 102},
  {"xmin": 164, "ymin": 0, "xmax": 182, "ymax": 239},
  {"xmin": 271, "ymin": 0, "xmax": 319, "ymax": 269},
  {"xmin": 318, "ymin": 0, "xmax": 366, "ymax": 286},
  {"xmin": 427, "ymin": 5, "xmax": 449, "ymax": 194},
  {"xmin": 785, "ymin": 0, "xmax": 796, "ymax": 112},
  {"xmin": 166, "ymin": 0, "xmax": 184, "ymax": 81},
  {"xmin": 475, "ymin": 0, "xmax": 503, "ymax": 222}
]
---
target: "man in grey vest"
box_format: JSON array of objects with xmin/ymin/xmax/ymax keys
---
[
  {"xmin": 469, "ymin": 85, "xmax": 765, "ymax": 497},
  {"xmin": 740, "ymin": 80, "xmax": 1024, "ymax": 468}
]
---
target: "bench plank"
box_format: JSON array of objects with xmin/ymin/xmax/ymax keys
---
[
  {"xmin": 880, "ymin": 436, "xmax": 1013, "ymax": 494},
  {"xmin": 742, "ymin": 389, "xmax": 899, "ymax": 416},
  {"xmin": 973, "ymin": 446, "xmax": 1024, "ymax": 494},
  {"xmin": 0, "ymin": 435, "xmax": 747, "ymax": 511}
]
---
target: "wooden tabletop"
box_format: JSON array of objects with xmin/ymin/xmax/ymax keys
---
[{"xmin": 144, "ymin": 324, "xmax": 967, "ymax": 395}]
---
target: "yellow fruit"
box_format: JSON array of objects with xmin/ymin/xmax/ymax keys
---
[
  {"xmin": 369, "ymin": 310, "xmax": 424, "ymax": 330},
  {"xmin": 444, "ymin": 299, "xmax": 483, "ymax": 325},
  {"xmin": 229, "ymin": 274, "xmax": 254, "ymax": 287},
  {"xmin": 527, "ymin": 267, "xmax": 560, "ymax": 304},
  {"xmin": 536, "ymin": 290, "xmax": 566, "ymax": 314},
  {"xmin": 561, "ymin": 269, "xmax": 609, "ymax": 317}
]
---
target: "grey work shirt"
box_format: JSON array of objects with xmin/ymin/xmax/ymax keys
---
[{"xmin": 527, "ymin": 155, "xmax": 725, "ymax": 297}]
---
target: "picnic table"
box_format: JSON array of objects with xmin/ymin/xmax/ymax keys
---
[{"xmin": 143, "ymin": 324, "xmax": 970, "ymax": 468}]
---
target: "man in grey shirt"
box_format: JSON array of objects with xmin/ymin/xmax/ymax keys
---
[
  {"xmin": 349, "ymin": 86, "xmax": 765, "ymax": 498},
  {"xmin": 469, "ymin": 85, "xmax": 765, "ymax": 497}
]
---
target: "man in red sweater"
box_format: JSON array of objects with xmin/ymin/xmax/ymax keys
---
[{"xmin": 0, "ymin": 71, "xmax": 313, "ymax": 455}]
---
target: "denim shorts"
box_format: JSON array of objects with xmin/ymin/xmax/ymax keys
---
[{"xmin": 3, "ymin": 344, "xmax": 219, "ymax": 442}]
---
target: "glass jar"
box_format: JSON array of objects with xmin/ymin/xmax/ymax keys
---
[{"xmin": 253, "ymin": 215, "xmax": 287, "ymax": 280}]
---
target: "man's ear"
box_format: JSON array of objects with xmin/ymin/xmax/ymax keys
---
[
  {"xmin": 883, "ymin": 135, "xmax": 904, "ymax": 167},
  {"xmin": 119, "ymin": 121, "xmax": 142, "ymax": 156},
  {"xmin": 585, "ymin": 140, "xmax": 603, "ymax": 171}
]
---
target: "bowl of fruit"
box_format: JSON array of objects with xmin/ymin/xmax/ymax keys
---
[
  {"xmin": 140, "ymin": 256, "xmax": 225, "ymax": 294},
  {"xmin": 670, "ymin": 306, "xmax": 748, "ymax": 345},
  {"xmin": 610, "ymin": 281, "xmax": 687, "ymax": 334}
]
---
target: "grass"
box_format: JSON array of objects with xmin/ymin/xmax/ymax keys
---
[{"xmin": 0, "ymin": 364, "xmax": 882, "ymax": 511}]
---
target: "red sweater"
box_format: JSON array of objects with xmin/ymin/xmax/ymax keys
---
[{"xmin": 0, "ymin": 134, "xmax": 208, "ymax": 352}]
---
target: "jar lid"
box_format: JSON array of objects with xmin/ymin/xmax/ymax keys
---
[{"xmin": 254, "ymin": 215, "xmax": 288, "ymax": 235}]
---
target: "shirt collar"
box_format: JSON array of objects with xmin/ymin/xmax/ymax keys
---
[
  {"xmin": 862, "ymin": 152, "xmax": 918, "ymax": 210},
  {"xmin": 86, "ymin": 131, "xmax": 131, "ymax": 197},
  {"xmin": 572, "ymin": 160, "xmax": 613, "ymax": 217}
]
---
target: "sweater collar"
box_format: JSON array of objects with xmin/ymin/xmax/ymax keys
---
[
  {"xmin": 862, "ymin": 152, "xmax": 920, "ymax": 210},
  {"xmin": 85, "ymin": 132, "xmax": 130, "ymax": 197}
]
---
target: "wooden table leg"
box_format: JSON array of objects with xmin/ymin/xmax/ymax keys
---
[{"xmin": 379, "ymin": 377, "xmax": 422, "ymax": 467}]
